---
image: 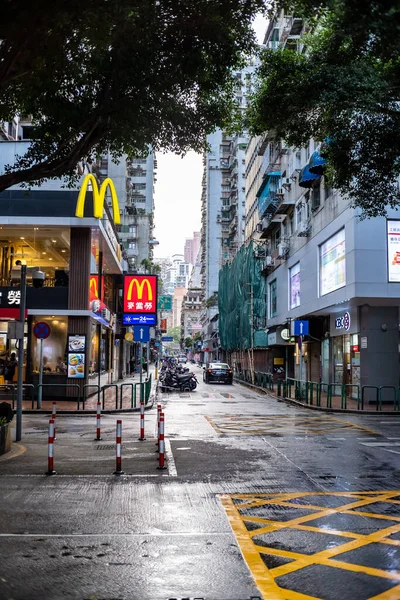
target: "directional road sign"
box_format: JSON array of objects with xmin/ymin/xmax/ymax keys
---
[
  {"xmin": 123, "ymin": 313, "xmax": 156, "ymax": 326},
  {"xmin": 33, "ymin": 322, "xmax": 51, "ymax": 339},
  {"xmin": 157, "ymin": 295, "xmax": 172, "ymax": 311},
  {"xmin": 293, "ymin": 320, "xmax": 309, "ymax": 336},
  {"xmin": 134, "ymin": 325, "xmax": 150, "ymax": 343},
  {"xmin": 161, "ymin": 336, "xmax": 173, "ymax": 342}
]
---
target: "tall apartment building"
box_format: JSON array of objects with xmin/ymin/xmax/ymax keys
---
[
  {"xmin": 200, "ymin": 61, "xmax": 257, "ymax": 362},
  {"xmin": 117, "ymin": 151, "xmax": 157, "ymax": 272},
  {"xmin": 180, "ymin": 247, "xmax": 202, "ymax": 349},
  {"xmin": 242, "ymin": 12, "xmax": 400, "ymax": 395},
  {"xmin": 184, "ymin": 232, "xmax": 201, "ymax": 265}
]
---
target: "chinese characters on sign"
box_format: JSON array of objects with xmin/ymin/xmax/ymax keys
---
[
  {"xmin": 123, "ymin": 275, "xmax": 158, "ymax": 314},
  {"xmin": 0, "ymin": 289, "xmax": 21, "ymax": 305}
]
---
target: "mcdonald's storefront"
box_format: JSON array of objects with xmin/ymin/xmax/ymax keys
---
[{"xmin": 0, "ymin": 178, "xmax": 125, "ymax": 394}]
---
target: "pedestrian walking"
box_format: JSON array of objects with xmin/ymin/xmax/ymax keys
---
[{"xmin": 4, "ymin": 352, "xmax": 17, "ymax": 390}]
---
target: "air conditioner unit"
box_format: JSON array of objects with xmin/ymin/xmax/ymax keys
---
[
  {"xmin": 297, "ymin": 222, "xmax": 311, "ymax": 237},
  {"xmin": 277, "ymin": 244, "xmax": 289, "ymax": 259},
  {"xmin": 282, "ymin": 177, "xmax": 292, "ymax": 186},
  {"xmin": 256, "ymin": 222, "xmax": 263, "ymax": 233},
  {"xmin": 264, "ymin": 255, "xmax": 274, "ymax": 267},
  {"xmin": 276, "ymin": 187, "xmax": 285, "ymax": 196}
]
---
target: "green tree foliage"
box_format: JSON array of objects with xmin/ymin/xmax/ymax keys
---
[
  {"xmin": 0, "ymin": 0, "xmax": 264, "ymax": 192},
  {"xmin": 167, "ymin": 326, "xmax": 181, "ymax": 343},
  {"xmin": 184, "ymin": 337, "xmax": 193, "ymax": 348},
  {"xmin": 246, "ymin": 0, "xmax": 400, "ymax": 217}
]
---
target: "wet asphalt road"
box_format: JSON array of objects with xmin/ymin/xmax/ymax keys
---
[{"xmin": 0, "ymin": 364, "xmax": 399, "ymax": 600}]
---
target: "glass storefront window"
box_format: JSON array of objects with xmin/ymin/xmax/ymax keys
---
[
  {"xmin": 0, "ymin": 226, "xmax": 70, "ymax": 287},
  {"xmin": 31, "ymin": 316, "xmax": 68, "ymax": 374}
]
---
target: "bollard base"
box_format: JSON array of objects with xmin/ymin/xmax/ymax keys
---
[
  {"xmin": 156, "ymin": 465, "xmax": 167, "ymax": 470},
  {"xmin": 138, "ymin": 437, "xmax": 146, "ymax": 441},
  {"xmin": 94, "ymin": 437, "xmax": 103, "ymax": 441},
  {"xmin": 113, "ymin": 470, "xmax": 125, "ymax": 475},
  {"xmin": 45, "ymin": 470, "xmax": 57, "ymax": 475}
]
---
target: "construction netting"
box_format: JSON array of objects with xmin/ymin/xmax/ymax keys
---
[{"xmin": 218, "ymin": 242, "xmax": 267, "ymax": 351}]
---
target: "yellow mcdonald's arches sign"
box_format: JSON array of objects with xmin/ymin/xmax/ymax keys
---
[
  {"xmin": 127, "ymin": 278, "xmax": 153, "ymax": 301},
  {"xmin": 75, "ymin": 174, "xmax": 121, "ymax": 225},
  {"xmin": 123, "ymin": 275, "xmax": 157, "ymax": 313}
]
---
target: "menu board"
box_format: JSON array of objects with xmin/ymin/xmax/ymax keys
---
[{"xmin": 68, "ymin": 335, "xmax": 86, "ymax": 378}]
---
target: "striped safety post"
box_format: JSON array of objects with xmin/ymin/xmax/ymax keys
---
[
  {"xmin": 46, "ymin": 419, "xmax": 56, "ymax": 475},
  {"xmin": 51, "ymin": 402, "xmax": 57, "ymax": 440},
  {"xmin": 138, "ymin": 399, "xmax": 146, "ymax": 441},
  {"xmin": 157, "ymin": 412, "xmax": 166, "ymax": 470},
  {"xmin": 155, "ymin": 403, "xmax": 162, "ymax": 450},
  {"xmin": 114, "ymin": 419, "xmax": 124, "ymax": 475},
  {"xmin": 95, "ymin": 401, "xmax": 102, "ymax": 441}
]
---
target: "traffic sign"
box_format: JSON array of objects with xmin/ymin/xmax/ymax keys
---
[
  {"xmin": 134, "ymin": 325, "xmax": 150, "ymax": 343},
  {"xmin": 293, "ymin": 320, "xmax": 309, "ymax": 336},
  {"xmin": 157, "ymin": 295, "xmax": 172, "ymax": 311},
  {"xmin": 161, "ymin": 336, "xmax": 173, "ymax": 342},
  {"xmin": 123, "ymin": 313, "xmax": 156, "ymax": 326},
  {"xmin": 33, "ymin": 321, "xmax": 51, "ymax": 339}
]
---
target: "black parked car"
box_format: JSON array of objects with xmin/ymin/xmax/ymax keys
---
[{"xmin": 203, "ymin": 363, "xmax": 233, "ymax": 384}]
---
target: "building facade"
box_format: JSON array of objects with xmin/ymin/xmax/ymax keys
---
[{"xmin": 239, "ymin": 11, "xmax": 400, "ymax": 397}]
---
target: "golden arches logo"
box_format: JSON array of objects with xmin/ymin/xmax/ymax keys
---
[
  {"xmin": 90, "ymin": 276, "xmax": 98, "ymax": 298},
  {"xmin": 127, "ymin": 278, "xmax": 153, "ymax": 301},
  {"xmin": 75, "ymin": 174, "xmax": 121, "ymax": 225}
]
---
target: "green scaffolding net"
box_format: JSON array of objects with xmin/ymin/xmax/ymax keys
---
[{"xmin": 218, "ymin": 242, "xmax": 267, "ymax": 351}]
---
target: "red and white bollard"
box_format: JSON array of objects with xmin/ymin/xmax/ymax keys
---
[
  {"xmin": 95, "ymin": 401, "xmax": 102, "ymax": 441},
  {"xmin": 156, "ymin": 403, "xmax": 162, "ymax": 450},
  {"xmin": 138, "ymin": 400, "xmax": 146, "ymax": 441},
  {"xmin": 46, "ymin": 419, "xmax": 56, "ymax": 475},
  {"xmin": 114, "ymin": 419, "xmax": 124, "ymax": 475},
  {"xmin": 52, "ymin": 402, "xmax": 57, "ymax": 440},
  {"xmin": 157, "ymin": 412, "xmax": 166, "ymax": 470}
]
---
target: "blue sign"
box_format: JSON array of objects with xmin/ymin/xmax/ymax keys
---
[
  {"xmin": 161, "ymin": 336, "xmax": 173, "ymax": 342},
  {"xmin": 154, "ymin": 342, "xmax": 160, "ymax": 347},
  {"xmin": 134, "ymin": 326, "xmax": 150, "ymax": 343},
  {"xmin": 293, "ymin": 320, "xmax": 309, "ymax": 336},
  {"xmin": 123, "ymin": 313, "xmax": 156, "ymax": 326},
  {"xmin": 33, "ymin": 321, "xmax": 51, "ymax": 339}
]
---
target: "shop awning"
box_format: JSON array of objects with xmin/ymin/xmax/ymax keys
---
[
  {"xmin": 299, "ymin": 165, "xmax": 321, "ymax": 188},
  {"xmin": 308, "ymin": 150, "xmax": 327, "ymax": 175}
]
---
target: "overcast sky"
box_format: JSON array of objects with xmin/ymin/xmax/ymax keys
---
[{"xmin": 153, "ymin": 14, "xmax": 268, "ymax": 259}]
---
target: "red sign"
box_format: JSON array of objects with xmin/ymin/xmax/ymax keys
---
[
  {"xmin": 123, "ymin": 275, "xmax": 157, "ymax": 313},
  {"xmin": 160, "ymin": 318, "xmax": 167, "ymax": 333},
  {"xmin": 351, "ymin": 345, "xmax": 359, "ymax": 353}
]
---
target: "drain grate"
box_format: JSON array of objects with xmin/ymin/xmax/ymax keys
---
[{"xmin": 96, "ymin": 445, "xmax": 128, "ymax": 450}]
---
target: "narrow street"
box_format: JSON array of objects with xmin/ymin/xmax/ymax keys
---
[{"xmin": 0, "ymin": 365, "xmax": 399, "ymax": 599}]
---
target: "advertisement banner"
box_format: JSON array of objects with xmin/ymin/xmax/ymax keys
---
[
  {"xmin": 290, "ymin": 263, "xmax": 300, "ymax": 309},
  {"xmin": 387, "ymin": 220, "xmax": 400, "ymax": 282},
  {"xmin": 68, "ymin": 353, "xmax": 85, "ymax": 378},
  {"xmin": 320, "ymin": 229, "xmax": 346, "ymax": 296},
  {"xmin": 123, "ymin": 275, "xmax": 158, "ymax": 314}
]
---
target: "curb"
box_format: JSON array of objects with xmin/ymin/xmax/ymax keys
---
[{"xmin": 234, "ymin": 378, "xmax": 400, "ymax": 417}]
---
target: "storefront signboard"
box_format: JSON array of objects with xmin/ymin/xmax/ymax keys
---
[
  {"xmin": 0, "ymin": 287, "xmax": 21, "ymax": 306},
  {"xmin": 335, "ymin": 311, "xmax": 351, "ymax": 331},
  {"xmin": 67, "ymin": 334, "xmax": 86, "ymax": 379},
  {"xmin": 123, "ymin": 275, "xmax": 158, "ymax": 316},
  {"xmin": 75, "ymin": 174, "xmax": 121, "ymax": 224},
  {"xmin": 123, "ymin": 313, "xmax": 157, "ymax": 326},
  {"xmin": 387, "ymin": 220, "xmax": 400, "ymax": 282},
  {"xmin": 320, "ymin": 229, "xmax": 346, "ymax": 296}
]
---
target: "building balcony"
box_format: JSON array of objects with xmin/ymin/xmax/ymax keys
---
[{"xmin": 126, "ymin": 247, "xmax": 138, "ymax": 258}]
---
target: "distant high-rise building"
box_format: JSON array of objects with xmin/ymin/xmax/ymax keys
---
[{"xmin": 184, "ymin": 232, "xmax": 200, "ymax": 265}]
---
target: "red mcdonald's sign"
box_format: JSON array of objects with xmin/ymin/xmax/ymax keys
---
[{"xmin": 123, "ymin": 275, "xmax": 157, "ymax": 313}]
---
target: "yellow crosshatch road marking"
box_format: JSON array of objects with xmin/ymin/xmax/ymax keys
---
[
  {"xmin": 220, "ymin": 491, "xmax": 400, "ymax": 600},
  {"xmin": 206, "ymin": 415, "xmax": 378, "ymax": 436}
]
